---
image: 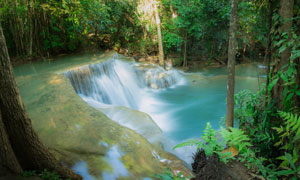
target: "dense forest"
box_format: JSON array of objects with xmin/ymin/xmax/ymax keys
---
[
  {"xmin": 0, "ymin": 0, "xmax": 300, "ymax": 180},
  {"xmin": 2, "ymin": 0, "xmax": 288, "ymax": 64}
]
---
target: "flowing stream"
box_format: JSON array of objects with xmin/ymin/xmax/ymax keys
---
[
  {"xmin": 14, "ymin": 52, "xmax": 265, "ymax": 179},
  {"xmin": 64, "ymin": 54, "xmax": 264, "ymax": 164}
]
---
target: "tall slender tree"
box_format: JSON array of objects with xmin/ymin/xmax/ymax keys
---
[
  {"xmin": 0, "ymin": 23, "xmax": 82, "ymax": 179},
  {"xmin": 226, "ymin": 0, "xmax": 239, "ymax": 130},
  {"xmin": 154, "ymin": 0, "xmax": 165, "ymax": 69}
]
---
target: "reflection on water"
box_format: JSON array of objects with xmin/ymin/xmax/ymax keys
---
[
  {"xmin": 72, "ymin": 161, "xmax": 95, "ymax": 180},
  {"xmin": 102, "ymin": 145, "xmax": 129, "ymax": 180},
  {"xmin": 72, "ymin": 145, "xmax": 129, "ymax": 180}
]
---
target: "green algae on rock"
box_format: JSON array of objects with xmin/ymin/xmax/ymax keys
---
[{"xmin": 15, "ymin": 52, "xmax": 192, "ymax": 179}]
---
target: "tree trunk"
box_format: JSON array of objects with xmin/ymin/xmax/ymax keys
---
[
  {"xmin": 28, "ymin": 0, "xmax": 33, "ymax": 57},
  {"xmin": 296, "ymin": 59, "xmax": 300, "ymax": 110},
  {"xmin": 226, "ymin": 0, "xmax": 238, "ymax": 130},
  {"xmin": 264, "ymin": 0, "xmax": 273, "ymax": 108},
  {"xmin": 183, "ymin": 32, "xmax": 187, "ymax": 68},
  {"xmin": 154, "ymin": 0, "xmax": 165, "ymax": 69},
  {"xmin": 0, "ymin": 23, "xmax": 82, "ymax": 180},
  {"xmin": 0, "ymin": 110, "xmax": 22, "ymax": 176},
  {"xmin": 272, "ymin": 0, "xmax": 294, "ymax": 110}
]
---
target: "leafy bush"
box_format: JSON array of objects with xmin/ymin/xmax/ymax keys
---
[
  {"xmin": 23, "ymin": 169, "xmax": 69, "ymax": 180},
  {"xmin": 173, "ymin": 122, "xmax": 279, "ymax": 179},
  {"xmin": 153, "ymin": 167, "xmax": 191, "ymax": 180},
  {"xmin": 174, "ymin": 123, "xmax": 252, "ymax": 163}
]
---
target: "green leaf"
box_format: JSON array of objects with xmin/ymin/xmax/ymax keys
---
[
  {"xmin": 279, "ymin": 45, "xmax": 287, "ymax": 54},
  {"xmin": 286, "ymin": 93, "xmax": 294, "ymax": 101},
  {"xmin": 276, "ymin": 39, "xmax": 286, "ymax": 46},
  {"xmin": 173, "ymin": 139, "xmax": 201, "ymax": 150},
  {"xmin": 268, "ymin": 78, "xmax": 279, "ymax": 92},
  {"xmin": 276, "ymin": 170, "xmax": 294, "ymax": 176},
  {"xmin": 285, "ymin": 152, "xmax": 296, "ymax": 170},
  {"xmin": 291, "ymin": 51, "xmax": 300, "ymax": 61}
]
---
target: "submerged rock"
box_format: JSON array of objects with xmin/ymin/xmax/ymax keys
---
[
  {"xmin": 98, "ymin": 106, "xmax": 163, "ymax": 144},
  {"xmin": 16, "ymin": 73, "xmax": 192, "ymax": 179}
]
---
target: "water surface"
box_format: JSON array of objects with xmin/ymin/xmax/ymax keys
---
[{"xmin": 14, "ymin": 52, "xmax": 264, "ymax": 178}]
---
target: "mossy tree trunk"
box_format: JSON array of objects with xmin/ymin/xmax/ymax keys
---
[
  {"xmin": 0, "ymin": 23, "xmax": 82, "ymax": 180},
  {"xmin": 183, "ymin": 32, "xmax": 187, "ymax": 68},
  {"xmin": 264, "ymin": 0, "xmax": 273, "ymax": 108},
  {"xmin": 154, "ymin": 0, "xmax": 165, "ymax": 69},
  {"xmin": 226, "ymin": 0, "xmax": 238, "ymax": 130},
  {"xmin": 272, "ymin": 0, "xmax": 294, "ymax": 110}
]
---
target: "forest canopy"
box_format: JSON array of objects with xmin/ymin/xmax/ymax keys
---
[{"xmin": 0, "ymin": 0, "xmax": 300, "ymax": 179}]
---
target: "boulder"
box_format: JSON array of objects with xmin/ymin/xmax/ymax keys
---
[{"xmin": 16, "ymin": 73, "xmax": 192, "ymax": 179}]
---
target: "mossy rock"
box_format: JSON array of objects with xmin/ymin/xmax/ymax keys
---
[{"xmin": 15, "ymin": 52, "xmax": 192, "ymax": 179}]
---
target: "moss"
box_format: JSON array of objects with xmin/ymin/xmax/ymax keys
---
[{"xmin": 15, "ymin": 52, "xmax": 191, "ymax": 179}]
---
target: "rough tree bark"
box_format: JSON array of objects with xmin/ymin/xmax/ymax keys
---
[
  {"xmin": 154, "ymin": 0, "xmax": 165, "ymax": 69},
  {"xmin": 226, "ymin": 0, "xmax": 238, "ymax": 130},
  {"xmin": 28, "ymin": 0, "xmax": 33, "ymax": 57},
  {"xmin": 264, "ymin": 0, "xmax": 273, "ymax": 108},
  {"xmin": 183, "ymin": 32, "xmax": 187, "ymax": 68},
  {"xmin": 0, "ymin": 110, "xmax": 22, "ymax": 176},
  {"xmin": 272, "ymin": 0, "xmax": 294, "ymax": 110},
  {"xmin": 0, "ymin": 24, "xmax": 82, "ymax": 179}
]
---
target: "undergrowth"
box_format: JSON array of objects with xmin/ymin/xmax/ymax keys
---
[{"xmin": 23, "ymin": 169, "xmax": 69, "ymax": 180}]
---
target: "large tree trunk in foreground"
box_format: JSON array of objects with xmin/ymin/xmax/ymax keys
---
[
  {"xmin": 0, "ymin": 110, "xmax": 22, "ymax": 176},
  {"xmin": 154, "ymin": 0, "xmax": 165, "ymax": 69},
  {"xmin": 272, "ymin": 0, "xmax": 294, "ymax": 110},
  {"xmin": 0, "ymin": 24, "xmax": 82, "ymax": 179},
  {"xmin": 226, "ymin": 0, "xmax": 238, "ymax": 130}
]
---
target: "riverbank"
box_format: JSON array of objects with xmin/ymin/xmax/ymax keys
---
[
  {"xmin": 12, "ymin": 45, "xmax": 265, "ymax": 71},
  {"xmin": 14, "ymin": 51, "xmax": 194, "ymax": 179}
]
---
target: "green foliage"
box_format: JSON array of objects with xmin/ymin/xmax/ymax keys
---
[
  {"xmin": 268, "ymin": 58, "xmax": 299, "ymax": 112},
  {"xmin": 174, "ymin": 123, "xmax": 252, "ymax": 164},
  {"xmin": 234, "ymin": 90, "xmax": 300, "ymax": 179},
  {"xmin": 23, "ymin": 170, "xmax": 37, "ymax": 177},
  {"xmin": 23, "ymin": 169, "xmax": 69, "ymax": 180},
  {"xmin": 234, "ymin": 89, "xmax": 277, "ymax": 158},
  {"xmin": 276, "ymin": 153, "xmax": 300, "ymax": 179},
  {"xmin": 1, "ymin": 0, "xmax": 144, "ymax": 57},
  {"xmin": 220, "ymin": 127, "xmax": 252, "ymax": 154},
  {"xmin": 153, "ymin": 167, "xmax": 191, "ymax": 180},
  {"xmin": 174, "ymin": 122, "xmax": 278, "ymax": 178},
  {"xmin": 238, "ymin": 1, "xmax": 268, "ymax": 53},
  {"xmin": 275, "ymin": 111, "xmax": 300, "ymax": 151},
  {"xmin": 274, "ymin": 111, "xmax": 300, "ymax": 177},
  {"xmin": 161, "ymin": 0, "xmax": 230, "ymax": 57},
  {"xmin": 1, "ymin": 0, "xmax": 273, "ymax": 61},
  {"xmin": 173, "ymin": 123, "xmax": 224, "ymax": 158}
]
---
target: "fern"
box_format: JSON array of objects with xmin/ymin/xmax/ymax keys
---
[
  {"xmin": 276, "ymin": 111, "xmax": 300, "ymax": 150},
  {"xmin": 275, "ymin": 111, "xmax": 300, "ymax": 176},
  {"xmin": 174, "ymin": 123, "xmax": 253, "ymax": 163},
  {"xmin": 173, "ymin": 122, "xmax": 223, "ymax": 156},
  {"xmin": 220, "ymin": 127, "xmax": 252, "ymax": 154},
  {"xmin": 153, "ymin": 168, "xmax": 192, "ymax": 180},
  {"xmin": 172, "ymin": 139, "xmax": 203, "ymax": 150}
]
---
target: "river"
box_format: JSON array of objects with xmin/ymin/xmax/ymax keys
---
[{"xmin": 14, "ymin": 51, "xmax": 264, "ymax": 179}]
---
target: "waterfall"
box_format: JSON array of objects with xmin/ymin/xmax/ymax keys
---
[{"xmin": 64, "ymin": 56, "xmax": 184, "ymax": 109}]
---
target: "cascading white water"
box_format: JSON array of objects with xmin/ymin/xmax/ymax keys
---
[
  {"xmin": 65, "ymin": 55, "xmax": 190, "ymax": 165},
  {"xmin": 65, "ymin": 55, "xmax": 184, "ymax": 110}
]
